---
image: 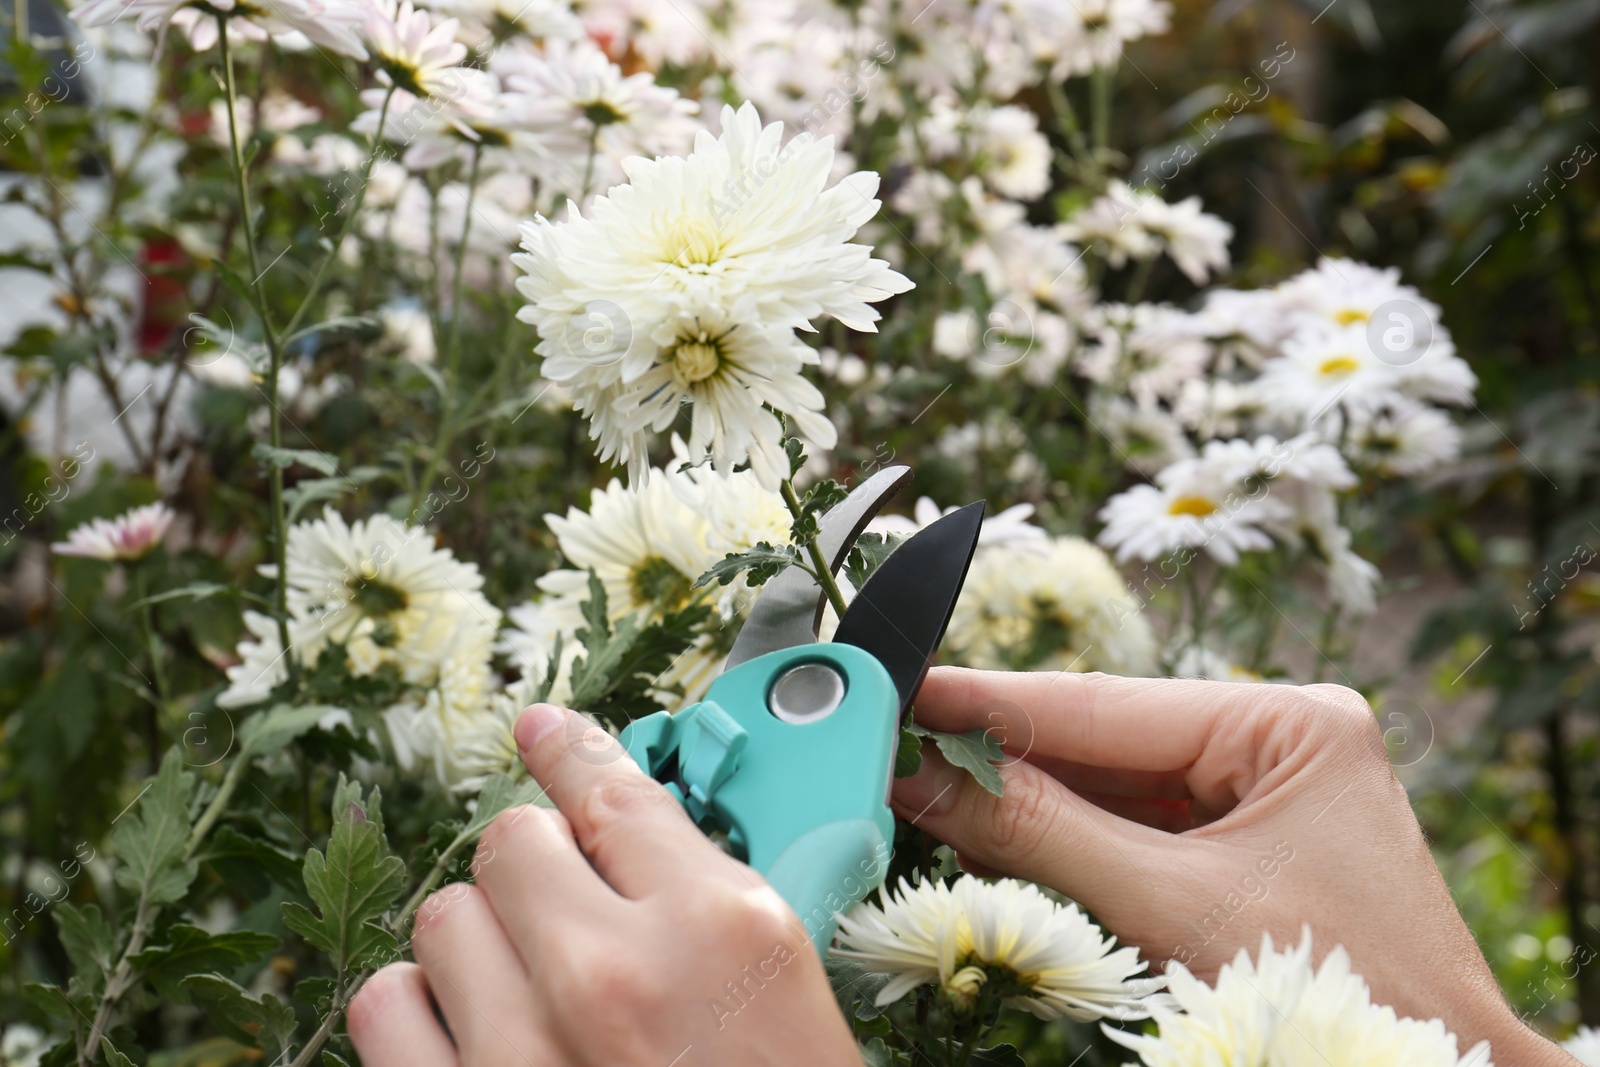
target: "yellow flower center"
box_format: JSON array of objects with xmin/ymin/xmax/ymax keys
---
[
  {"xmin": 663, "ymin": 217, "xmax": 724, "ymax": 267},
  {"xmin": 1334, "ymin": 308, "xmax": 1369, "ymax": 325},
  {"xmin": 1318, "ymin": 354, "xmax": 1361, "ymax": 378},
  {"xmin": 1168, "ymin": 495, "xmax": 1218, "ymax": 518},
  {"xmin": 670, "ymin": 340, "xmax": 722, "ymax": 386}
]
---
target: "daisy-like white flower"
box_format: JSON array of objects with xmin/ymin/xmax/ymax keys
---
[
  {"xmin": 364, "ymin": 0, "xmax": 469, "ymax": 99},
  {"xmin": 1090, "ymin": 395, "xmax": 1195, "ymax": 478},
  {"xmin": 1037, "ymin": 0, "xmax": 1171, "ymax": 78},
  {"xmin": 497, "ymin": 37, "xmax": 698, "ymax": 187},
  {"xmin": 1139, "ymin": 194, "xmax": 1233, "ymax": 284},
  {"xmin": 1097, "ymin": 447, "xmax": 1293, "ymax": 567},
  {"xmin": 1563, "ymin": 1026, "xmax": 1600, "ymax": 1066},
  {"xmin": 217, "ymin": 610, "xmax": 290, "ymax": 708},
  {"xmin": 834, "ymin": 877, "xmax": 1165, "ymax": 1022},
  {"xmin": 1172, "ymin": 644, "xmax": 1270, "ymax": 682},
  {"xmin": 1076, "ymin": 303, "xmax": 1212, "ymax": 407},
  {"xmin": 871, "ymin": 497, "xmax": 1049, "ymax": 555},
  {"xmin": 1057, "ymin": 181, "xmax": 1162, "ymax": 267},
  {"xmin": 52, "ymin": 502, "xmax": 175, "ymax": 561},
  {"xmin": 1111, "ymin": 930, "xmax": 1494, "ymax": 1067},
  {"xmin": 1343, "ymin": 397, "xmax": 1463, "ymax": 477},
  {"xmin": 513, "ymin": 101, "xmax": 912, "ymax": 485},
  {"xmin": 945, "ymin": 535, "xmax": 1158, "ymax": 675},
  {"xmin": 278, "ymin": 508, "xmax": 500, "ymax": 687},
  {"xmin": 918, "ymin": 102, "xmax": 1051, "ymax": 202},
  {"xmin": 73, "ymin": 0, "xmax": 368, "ymax": 57}
]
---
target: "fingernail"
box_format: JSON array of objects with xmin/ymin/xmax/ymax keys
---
[
  {"xmin": 515, "ymin": 703, "xmax": 565, "ymax": 751},
  {"xmin": 893, "ymin": 755, "xmax": 961, "ymax": 820}
]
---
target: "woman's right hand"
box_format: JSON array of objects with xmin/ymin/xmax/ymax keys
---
[{"xmin": 891, "ymin": 667, "xmax": 1577, "ymax": 1065}]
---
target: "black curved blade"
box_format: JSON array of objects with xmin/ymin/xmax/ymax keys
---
[{"xmin": 833, "ymin": 501, "xmax": 985, "ymax": 718}]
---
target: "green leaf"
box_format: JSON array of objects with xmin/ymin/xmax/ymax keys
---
[
  {"xmin": 693, "ymin": 542, "xmax": 804, "ymax": 590},
  {"xmin": 110, "ymin": 751, "xmax": 199, "ymax": 905},
  {"xmin": 893, "ymin": 727, "xmax": 923, "ymax": 778},
  {"xmin": 281, "ymin": 776, "xmax": 406, "ymax": 975},
  {"xmin": 323, "ymin": 1051, "xmax": 354, "ymax": 1067},
  {"xmin": 55, "ymin": 903, "xmax": 116, "ymax": 998},
  {"xmin": 124, "ymin": 581, "xmax": 235, "ymax": 611},
  {"xmin": 252, "ymin": 443, "xmax": 340, "ymax": 476},
  {"xmin": 785, "ymin": 437, "xmax": 807, "ymax": 478},
  {"xmin": 21, "ymin": 981, "xmax": 81, "ymax": 1022},
  {"xmin": 845, "ymin": 533, "xmax": 904, "ymax": 591},
  {"xmin": 972, "ymin": 1044, "xmax": 1026, "ymax": 1066},
  {"xmin": 464, "ymin": 775, "xmax": 550, "ymax": 840},
  {"xmin": 907, "ymin": 724, "xmax": 1004, "ymax": 797},
  {"xmin": 285, "ymin": 465, "xmax": 387, "ymax": 525},
  {"xmin": 827, "ymin": 957, "xmax": 895, "ymax": 1022},
  {"xmin": 183, "ymin": 975, "xmax": 297, "ymax": 1062},
  {"xmin": 282, "ymin": 314, "xmax": 377, "ymax": 348},
  {"xmin": 859, "ymin": 1037, "xmax": 895, "ymax": 1067},
  {"xmin": 99, "ymin": 1041, "xmax": 137, "ymax": 1067},
  {"xmin": 131, "ymin": 925, "xmax": 278, "ymax": 1001},
  {"xmin": 240, "ymin": 703, "xmax": 341, "ymax": 760}
]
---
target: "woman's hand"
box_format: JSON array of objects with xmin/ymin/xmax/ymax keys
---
[
  {"xmin": 892, "ymin": 667, "xmax": 1575, "ymax": 1065},
  {"xmin": 348, "ymin": 702, "xmax": 858, "ymax": 1067}
]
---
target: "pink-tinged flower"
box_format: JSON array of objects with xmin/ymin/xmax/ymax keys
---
[{"xmin": 51, "ymin": 503, "xmax": 176, "ymax": 561}]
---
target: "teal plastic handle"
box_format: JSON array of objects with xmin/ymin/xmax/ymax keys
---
[{"xmin": 621, "ymin": 643, "xmax": 899, "ymax": 955}]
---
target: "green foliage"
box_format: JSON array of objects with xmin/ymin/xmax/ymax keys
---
[
  {"xmin": 281, "ymin": 777, "xmax": 407, "ymax": 976},
  {"xmin": 567, "ymin": 570, "xmax": 711, "ymax": 722},
  {"xmin": 695, "ymin": 541, "xmax": 805, "ymax": 589},
  {"xmin": 110, "ymin": 752, "xmax": 199, "ymax": 906},
  {"xmin": 906, "ymin": 723, "xmax": 1005, "ymax": 797}
]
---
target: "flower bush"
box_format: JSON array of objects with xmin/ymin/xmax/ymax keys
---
[{"xmin": 0, "ymin": 0, "xmax": 1595, "ymax": 1062}]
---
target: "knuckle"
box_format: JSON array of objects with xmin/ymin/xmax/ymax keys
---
[
  {"xmin": 476, "ymin": 803, "xmax": 540, "ymax": 866},
  {"xmin": 565, "ymin": 940, "xmax": 658, "ymax": 1013},
  {"xmin": 1301, "ymin": 684, "xmax": 1384, "ymax": 754},
  {"xmin": 977, "ymin": 765, "xmax": 1054, "ymax": 856},
  {"xmin": 578, "ymin": 772, "xmax": 679, "ymax": 833}
]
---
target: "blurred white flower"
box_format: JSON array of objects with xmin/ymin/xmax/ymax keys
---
[
  {"xmin": 1343, "ymin": 397, "xmax": 1462, "ymax": 477},
  {"xmin": 379, "ymin": 303, "xmax": 436, "ymax": 365},
  {"xmin": 870, "ymin": 497, "xmax": 1049, "ymax": 555},
  {"xmin": 1110, "ymin": 930, "xmax": 1493, "ymax": 1067},
  {"xmin": 947, "ymin": 535, "xmax": 1158, "ymax": 675},
  {"xmin": 1091, "ymin": 394, "xmax": 1194, "ymax": 477},
  {"xmin": 0, "ymin": 1024, "xmax": 48, "ymax": 1067},
  {"xmin": 1172, "ymin": 644, "xmax": 1267, "ymax": 682},
  {"xmin": 1077, "ymin": 303, "xmax": 1211, "ymax": 407},
  {"xmin": 834, "ymin": 876, "xmax": 1165, "ymax": 1021},
  {"xmin": 1563, "ymin": 1026, "xmax": 1600, "ymax": 1066},
  {"xmin": 73, "ymin": 0, "xmax": 369, "ymax": 56},
  {"xmin": 1255, "ymin": 323, "xmax": 1407, "ymax": 424},
  {"xmin": 51, "ymin": 502, "xmax": 175, "ymax": 561},
  {"xmin": 217, "ymin": 610, "xmax": 289, "ymax": 709},
  {"xmin": 278, "ymin": 508, "xmax": 500, "ymax": 687},
  {"xmin": 1139, "ymin": 194, "xmax": 1232, "ymax": 284},
  {"xmin": 1037, "ymin": 0, "xmax": 1171, "ymax": 77},
  {"xmin": 513, "ymin": 102, "xmax": 911, "ymax": 485},
  {"xmin": 1097, "ymin": 446, "xmax": 1293, "ymax": 566},
  {"xmin": 365, "ymin": 0, "xmax": 469, "ymax": 98},
  {"xmin": 1060, "ymin": 182, "xmax": 1230, "ymax": 283}
]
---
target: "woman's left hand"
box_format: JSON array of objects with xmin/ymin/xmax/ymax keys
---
[{"xmin": 347, "ymin": 702, "xmax": 860, "ymax": 1067}]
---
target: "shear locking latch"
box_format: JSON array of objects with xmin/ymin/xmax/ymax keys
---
[{"xmin": 675, "ymin": 701, "xmax": 748, "ymax": 816}]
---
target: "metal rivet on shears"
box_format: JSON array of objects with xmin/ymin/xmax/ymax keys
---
[{"xmin": 768, "ymin": 662, "xmax": 846, "ymax": 724}]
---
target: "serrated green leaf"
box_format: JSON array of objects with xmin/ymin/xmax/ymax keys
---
[
  {"xmin": 240, "ymin": 703, "xmax": 340, "ymax": 760},
  {"xmin": 21, "ymin": 981, "xmax": 81, "ymax": 1022},
  {"xmin": 827, "ymin": 957, "xmax": 894, "ymax": 1021},
  {"xmin": 99, "ymin": 1041, "xmax": 136, "ymax": 1067},
  {"xmin": 285, "ymin": 465, "xmax": 387, "ymax": 525},
  {"xmin": 785, "ymin": 437, "xmax": 807, "ymax": 478},
  {"xmin": 281, "ymin": 776, "xmax": 406, "ymax": 975},
  {"xmin": 893, "ymin": 727, "xmax": 923, "ymax": 778},
  {"xmin": 252, "ymin": 443, "xmax": 340, "ymax": 476},
  {"xmin": 845, "ymin": 533, "xmax": 904, "ymax": 591},
  {"xmin": 110, "ymin": 752, "xmax": 199, "ymax": 905},
  {"xmin": 464, "ymin": 775, "xmax": 549, "ymax": 839},
  {"xmin": 55, "ymin": 903, "xmax": 116, "ymax": 998},
  {"xmin": 859, "ymin": 1037, "xmax": 895, "ymax": 1067},
  {"xmin": 183, "ymin": 975, "xmax": 297, "ymax": 1062},
  {"xmin": 693, "ymin": 542, "xmax": 804, "ymax": 590},
  {"xmin": 131, "ymin": 925, "xmax": 278, "ymax": 1001},
  {"xmin": 323, "ymin": 1051, "xmax": 354, "ymax": 1067},
  {"xmin": 907, "ymin": 724, "xmax": 1004, "ymax": 797},
  {"xmin": 293, "ymin": 975, "xmax": 337, "ymax": 1010}
]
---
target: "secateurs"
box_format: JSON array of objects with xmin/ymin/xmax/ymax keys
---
[{"xmin": 620, "ymin": 467, "xmax": 984, "ymax": 954}]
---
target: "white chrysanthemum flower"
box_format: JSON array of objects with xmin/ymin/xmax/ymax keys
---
[
  {"xmin": 870, "ymin": 497, "xmax": 1049, "ymax": 555},
  {"xmin": 1111, "ymin": 930, "xmax": 1493, "ymax": 1067},
  {"xmin": 1255, "ymin": 323, "xmax": 1407, "ymax": 423},
  {"xmin": 0, "ymin": 1024, "xmax": 48, "ymax": 1067},
  {"xmin": 384, "ymin": 638, "xmax": 508, "ymax": 790},
  {"xmin": 1077, "ymin": 303, "xmax": 1212, "ymax": 407},
  {"xmin": 430, "ymin": 0, "xmax": 579, "ymax": 45},
  {"xmin": 1097, "ymin": 448, "xmax": 1293, "ymax": 567},
  {"xmin": 1343, "ymin": 397, "xmax": 1462, "ymax": 477},
  {"xmin": 1564, "ymin": 1026, "xmax": 1600, "ymax": 1066},
  {"xmin": 835, "ymin": 877, "xmax": 1165, "ymax": 1022},
  {"xmin": 279, "ymin": 508, "xmax": 500, "ymax": 687},
  {"xmin": 512, "ymin": 102, "xmax": 911, "ymax": 485},
  {"xmin": 217, "ymin": 610, "xmax": 290, "ymax": 708},
  {"xmin": 919, "ymin": 101, "xmax": 1051, "ymax": 201},
  {"xmin": 1039, "ymin": 0, "xmax": 1171, "ymax": 77},
  {"xmin": 1173, "ymin": 378, "xmax": 1267, "ymax": 441},
  {"xmin": 578, "ymin": 0, "xmax": 711, "ymax": 67},
  {"xmin": 52, "ymin": 502, "xmax": 176, "ymax": 561},
  {"xmin": 1172, "ymin": 645, "xmax": 1268, "ymax": 682},
  {"xmin": 72, "ymin": 0, "xmax": 368, "ymax": 56},
  {"xmin": 946, "ymin": 536, "xmax": 1158, "ymax": 676},
  {"xmin": 364, "ymin": 0, "xmax": 469, "ymax": 99},
  {"xmin": 498, "ymin": 37, "xmax": 698, "ymax": 185},
  {"xmin": 1139, "ymin": 194, "xmax": 1233, "ymax": 284},
  {"xmin": 1091, "ymin": 395, "xmax": 1195, "ymax": 478},
  {"xmin": 1198, "ymin": 286, "xmax": 1295, "ymax": 356}
]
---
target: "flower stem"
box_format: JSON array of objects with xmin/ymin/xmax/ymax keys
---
[
  {"xmin": 1091, "ymin": 64, "xmax": 1112, "ymax": 156},
  {"xmin": 218, "ymin": 17, "xmax": 293, "ymax": 677},
  {"xmin": 780, "ymin": 478, "xmax": 848, "ymax": 619},
  {"xmin": 281, "ymin": 85, "xmax": 396, "ymax": 341}
]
